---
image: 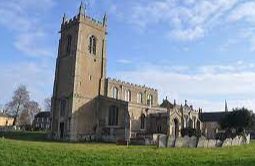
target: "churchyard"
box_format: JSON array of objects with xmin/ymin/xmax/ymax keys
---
[{"xmin": 0, "ymin": 132, "xmax": 254, "ymax": 166}]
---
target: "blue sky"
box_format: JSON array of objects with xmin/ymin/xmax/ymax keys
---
[{"xmin": 1, "ymin": 0, "xmax": 255, "ymax": 112}]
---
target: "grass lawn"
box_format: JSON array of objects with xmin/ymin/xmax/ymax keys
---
[{"xmin": 0, "ymin": 132, "xmax": 254, "ymax": 166}]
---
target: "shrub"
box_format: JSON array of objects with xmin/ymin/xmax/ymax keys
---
[{"xmin": 181, "ymin": 128, "xmax": 201, "ymax": 137}]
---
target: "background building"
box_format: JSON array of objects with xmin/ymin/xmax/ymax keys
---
[
  {"xmin": 0, "ymin": 113, "xmax": 14, "ymax": 127},
  {"xmin": 33, "ymin": 112, "xmax": 51, "ymax": 131}
]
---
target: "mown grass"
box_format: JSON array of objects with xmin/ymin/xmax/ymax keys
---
[{"xmin": 0, "ymin": 132, "xmax": 254, "ymax": 166}]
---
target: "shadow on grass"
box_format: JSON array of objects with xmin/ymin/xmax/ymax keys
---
[
  {"xmin": 0, "ymin": 131, "xmax": 99, "ymax": 144},
  {"xmin": 0, "ymin": 131, "xmax": 120, "ymax": 145},
  {"xmin": 0, "ymin": 131, "xmax": 60, "ymax": 143}
]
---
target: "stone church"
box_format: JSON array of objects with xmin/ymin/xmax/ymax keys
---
[{"xmin": 51, "ymin": 4, "xmax": 202, "ymax": 142}]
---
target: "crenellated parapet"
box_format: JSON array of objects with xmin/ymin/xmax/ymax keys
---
[
  {"xmin": 60, "ymin": 2, "xmax": 107, "ymax": 32},
  {"xmin": 107, "ymin": 77, "xmax": 158, "ymax": 92}
]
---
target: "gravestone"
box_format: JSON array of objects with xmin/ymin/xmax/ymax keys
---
[
  {"xmin": 207, "ymin": 139, "xmax": 216, "ymax": 148},
  {"xmin": 222, "ymin": 138, "xmax": 232, "ymax": 147},
  {"xmin": 246, "ymin": 134, "xmax": 250, "ymax": 144},
  {"xmin": 175, "ymin": 137, "xmax": 184, "ymax": 147},
  {"xmin": 197, "ymin": 137, "xmax": 207, "ymax": 148},
  {"xmin": 167, "ymin": 136, "xmax": 175, "ymax": 147},
  {"xmin": 232, "ymin": 136, "xmax": 240, "ymax": 146},
  {"xmin": 153, "ymin": 134, "xmax": 159, "ymax": 144},
  {"xmin": 158, "ymin": 134, "xmax": 167, "ymax": 148},
  {"xmin": 188, "ymin": 136, "xmax": 197, "ymax": 148},
  {"xmin": 216, "ymin": 140, "xmax": 223, "ymax": 147}
]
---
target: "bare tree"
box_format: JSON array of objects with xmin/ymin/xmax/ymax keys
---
[
  {"xmin": 2, "ymin": 104, "xmax": 9, "ymax": 114},
  {"xmin": 0, "ymin": 104, "xmax": 3, "ymax": 113},
  {"xmin": 6, "ymin": 85, "xmax": 30, "ymax": 125},
  {"xmin": 18, "ymin": 110, "xmax": 31, "ymax": 126},
  {"xmin": 44, "ymin": 97, "xmax": 51, "ymax": 112},
  {"xmin": 19, "ymin": 101, "xmax": 41, "ymax": 126}
]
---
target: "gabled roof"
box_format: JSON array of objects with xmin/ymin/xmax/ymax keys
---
[
  {"xmin": 35, "ymin": 112, "xmax": 51, "ymax": 118},
  {"xmin": 160, "ymin": 99, "xmax": 174, "ymax": 109},
  {"xmin": 200, "ymin": 112, "xmax": 230, "ymax": 122}
]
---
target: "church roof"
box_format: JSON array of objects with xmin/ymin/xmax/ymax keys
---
[
  {"xmin": 200, "ymin": 112, "xmax": 230, "ymax": 122},
  {"xmin": 160, "ymin": 99, "xmax": 174, "ymax": 109}
]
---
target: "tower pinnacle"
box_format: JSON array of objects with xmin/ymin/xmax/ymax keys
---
[
  {"xmin": 78, "ymin": 1, "xmax": 86, "ymax": 16},
  {"xmin": 103, "ymin": 13, "xmax": 107, "ymax": 26},
  {"xmin": 225, "ymin": 100, "xmax": 228, "ymax": 112},
  {"xmin": 62, "ymin": 13, "xmax": 67, "ymax": 24}
]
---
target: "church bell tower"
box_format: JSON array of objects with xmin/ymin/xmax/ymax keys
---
[{"xmin": 51, "ymin": 3, "xmax": 107, "ymax": 141}]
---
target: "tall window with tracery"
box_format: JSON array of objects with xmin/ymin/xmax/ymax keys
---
[
  {"xmin": 89, "ymin": 35, "xmax": 97, "ymax": 55},
  {"xmin": 137, "ymin": 93, "xmax": 142, "ymax": 104},
  {"xmin": 113, "ymin": 87, "xmax": 118, "ymax": 99},
  {"xmin": 147, "ymin": 94, "xmax": 153, "ymax": 106},
  {"xmin": 125, "ymin": 90, "xmax": 131, "ymax": 102}
]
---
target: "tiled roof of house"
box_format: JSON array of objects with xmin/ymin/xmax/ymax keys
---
[
  {"xmin": 35, "ymin": 112, "xmax": 51, "ymax": 118},
  {"xmin": 0, "ymin": 112, "xmax": 13, "ymax": 118}
]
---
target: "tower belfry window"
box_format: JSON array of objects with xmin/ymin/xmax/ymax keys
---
[
  {"xmin": 89, "ymin": 35, "xmax": 97, "ymax": 55},
  {"xmin": 66, "ymin": 35, "xmax": 72, "ymax": 55}
]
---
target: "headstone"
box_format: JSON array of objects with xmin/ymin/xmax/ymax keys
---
[
  {"xmin": 175, "ymin": 137, "xmax": 183, "ymax": 147},
  {"xmin": 188, "ymin": 136, "xmax": 197, "ymax": 148},
  {"xmin": 145, "ymin": 138, "xmax": 152, "ymax": 145},
  {"xmin": 222, "ymin": 138, "xmax": 232, "ymax": 147},
  {"xmin": 216, "ymin": 140, "xmax": 223, "ymax": 147},
  {"xmin": 231, "ymin": 136, "xmax": 239, "ymax": 146},
  {"xmin": 246, "ymin": 134, "xmax": 250, "ymax": 144},
  {"xmin": 197, "ymin": 137, "xmax": 207, "ymax": 148},
  {"xmin": 207, "ymin": 139, "xmax": 216, "ymax": 148},
  {"xmin": 158, "ymin": 134, "xmax": 167, "ymax": 148},
  {"xmin": 175, "ymin": 136, "xmax": 189, "ymax": 148},
  {"xmin": 237, "ymin": 136, "xmax": 242, "ymax": 145},
  {"xmin": 153, "ymin": 134, "xmax": 159, "ymax": 144},
  {"xmin": 167, "ymin": 136, "xmax": 175, "ymax": 147},
  {"xmin": 239, "ymin": 136, "xmax": 246, "ymax": 145}
]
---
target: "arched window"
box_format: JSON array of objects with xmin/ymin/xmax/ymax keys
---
[
  {"xmin": 137, "ymin": 93, "xmax": 142, "ymax": 104},
  {"xmin": 89, "ymin": 35, "xmax": 97, "ymax": 55},
  {"xmin": 66, "ymin": 35, "xmax": 72, "ymax": 55},
  {"xmin": 147, "ymin": 94, "xmax": 153, "ymax": 106},
  {"xmin": 140, "ymin": 114, "xmax": 145, "ymax": 129},
  {"xmin": 113, "ymin": 87, "xmax": 118, "ymax": 99},
  {"xmin": 108, "ymin": 105, "xmax": 119, "ymax": 126},
  {"xmin": 124, "ymin": 90, "xmax": 131, "ymax": 102}
]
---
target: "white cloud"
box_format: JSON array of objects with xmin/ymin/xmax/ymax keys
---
[
  {"xmin": 112, "ymin": 61, "xmax": 255, "ymax": 111},
  {"xmin": 228, "ymin": 2, "xmax": 255, "ymax": 23},
  {"xmin": 0, "ymin": 0, "xmax": 55, "ymax": 57},
  {"xmin": 129, "ymin": 0, "xmax": 238, "ymax": 41},
  {"xmin": 116, "ymin": 59, "xmax": 132, "ymax": 64}
]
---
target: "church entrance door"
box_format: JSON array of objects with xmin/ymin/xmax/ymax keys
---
[{"xmin": 60, "ymin": 122, "xmax": 64, "ymax": 139}]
